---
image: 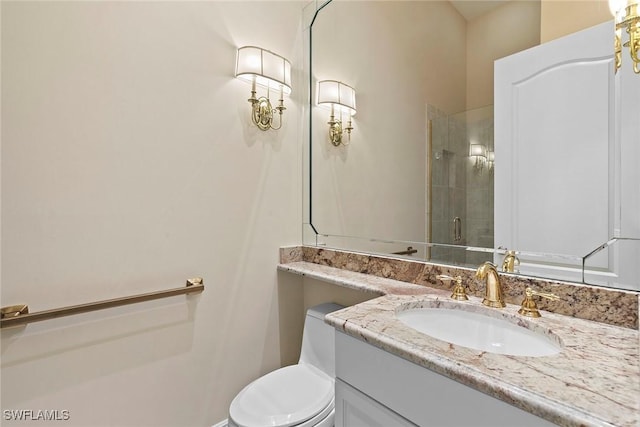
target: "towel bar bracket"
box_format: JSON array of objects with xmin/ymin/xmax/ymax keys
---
[{"xmin": 1, "ymin": 304, "xmax": 29, "ymax": 319}]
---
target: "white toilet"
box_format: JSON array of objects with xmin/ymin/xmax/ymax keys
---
[{"xmin": 228, "ymin": 303, "xmax": 344, "ymax": 427}]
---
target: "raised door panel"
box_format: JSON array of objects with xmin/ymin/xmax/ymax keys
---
[
  {"xmin": 495, "ymin": 21, "xmax": 616, "ymax": 278},
  {"xmin": 335, "ymin": 379, "xmax": 416, "ymax": 427}
]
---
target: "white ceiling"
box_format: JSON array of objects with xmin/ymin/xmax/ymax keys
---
[{"xmin": 449, "ymin": 0, "xmax": 509, "ymax": 21}]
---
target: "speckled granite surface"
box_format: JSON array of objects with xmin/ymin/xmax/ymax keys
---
[
  {"xmin": 280, "ymin": 246, "xmax": 639, "ymax": 329},
  {"xmin": 278, "ymin": 261, "xmax": 431, "ymax": 296},
  {"xmin": 278, "ymin": 246, "xmax": 640, "ymax": 427},
  {"xmin": 325, "ymin": 294, "xmax": 640, "ymax": 427}
]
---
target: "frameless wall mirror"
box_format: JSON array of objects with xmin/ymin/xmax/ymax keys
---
[{"xmin": 303, "ymin": 0, "xmax": 640, "ymax": 292}]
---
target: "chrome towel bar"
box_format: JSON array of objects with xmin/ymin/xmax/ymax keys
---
[{"xmin": 0, "ymin": 277, "xmax": 204, "ymax": 329}]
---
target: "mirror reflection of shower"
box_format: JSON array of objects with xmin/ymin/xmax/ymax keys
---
[{"xmin": 427, "ymin": 104, "xmax": 494, "ymax": 265}]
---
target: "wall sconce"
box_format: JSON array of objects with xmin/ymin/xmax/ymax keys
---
[
  {"xmin": 469, "ymin": 143, "xmax": 487, "ymax": 174},
  {"xmin": 317, "ymin": 80, "xmax": 357, "ymax": 146},
  {"xmin": 235, "ymin": 46, "xmax": 292, "ymax": 130},
  {"xmin": 487, "ymin": 150, "xmax": 495, "ymax": 175},
  {"xmin": 609, "ymin": 0, "xmax": 640, "ymax": 73}
]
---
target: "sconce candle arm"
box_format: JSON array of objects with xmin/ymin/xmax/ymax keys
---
[{"xmin": 611, "ymin": 0, "xmax": 640, "ymax": 73}]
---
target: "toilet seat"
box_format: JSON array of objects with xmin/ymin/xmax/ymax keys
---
[{"xmin": 229, "ymin": 363, "xmax": 334, "ymax": 427}]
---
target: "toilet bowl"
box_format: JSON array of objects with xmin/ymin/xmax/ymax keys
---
[{"xmin": 228, "ymin": 303, "xmax": 344, "ymax": 427}]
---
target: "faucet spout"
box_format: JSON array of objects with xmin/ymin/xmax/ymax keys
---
[
  {"xmin": 501, "ymin": 250, "xmax": 520, "ymax": 273},
  {"xmin": 475, "ymin": 262, "xmax": 505, "ymax": 308}
]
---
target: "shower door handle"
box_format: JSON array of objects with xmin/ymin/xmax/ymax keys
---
[{"xmin": 453, "ymin": 217, "xmax": 462, "ymax": 242}]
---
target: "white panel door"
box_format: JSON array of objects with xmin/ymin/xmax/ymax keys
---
[
  {"xmin": 614, "ymin": 30, "xmax": 640, "ymax": 289},
  {"xmin": 495, "ymin": 21, "xmax": 619, "ymax": 280}
]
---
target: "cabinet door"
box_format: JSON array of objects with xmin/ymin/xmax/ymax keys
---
[
  {"xmin": 494, "ymin": 21, "xmax": 621, "ymax": 281},
  {"xmin": 335, "ymin": 379, "xmax": 416, "ymax": 427}
]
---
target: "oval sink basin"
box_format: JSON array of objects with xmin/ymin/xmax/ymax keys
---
[{"xmin": 397, "ymin": 307, "xmax": 562, "ymax": 357}]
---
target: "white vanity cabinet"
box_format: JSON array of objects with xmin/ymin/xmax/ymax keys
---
[
  {"xmin": 335, "ymin": 379, "xmax": 416, "ymax": 427},
  {"xmin": 334, "ymin": 331, "xmax": 556, "ymax": 427}
]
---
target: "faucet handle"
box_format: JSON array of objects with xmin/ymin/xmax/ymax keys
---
[
  {"xmin": 518, "ymin": 287, "xmax": 559, "ymax": 318},
  {"xmin": 437, "ymin": 275, "xmax": 468, "ymax": 301}
]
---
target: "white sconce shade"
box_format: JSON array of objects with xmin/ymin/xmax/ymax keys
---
[
  {"xmin": 469, "ymin": 144, "xmax": 487, "ymax": 158},
  {"xmin": 317, "ymin": 80, "xmax": 356, "ymax": 116},
  {"xmin": 236, "ymin": 46, "xmax": 292, "ymax": 94}
]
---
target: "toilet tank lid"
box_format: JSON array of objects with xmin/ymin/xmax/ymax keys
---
[{"xmin": 306, "ymin": 303, "xmax": 344, "ymax": 320}]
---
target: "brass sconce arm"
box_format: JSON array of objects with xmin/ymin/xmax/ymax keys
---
[
  {"xmin": 249, "ymin": 85, "xmax": 286, "ymax": 131},
  {"xmin": 611, "ymin": 0, "xmax": 640, "ymax": 73}
]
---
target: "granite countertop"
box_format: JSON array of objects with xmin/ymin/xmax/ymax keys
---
[{"xmin": 279, "ymin": 261, "xmax": 640, "ymax": 427}]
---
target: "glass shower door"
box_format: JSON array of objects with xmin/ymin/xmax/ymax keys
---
[{"xmin": 427, "ymin": 104, "xmax": 494, "ymax": 265}]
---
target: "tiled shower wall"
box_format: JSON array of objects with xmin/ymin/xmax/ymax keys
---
[
  {"xmin": 465, "ymin": 110, "xmax": 494, "ymax": 265},
  {"xmin": 428, "ymin": 104, "xmax": 466, "ymax": 263},
  {"xmin": 427, "ymin": 104, "xmax": 494, "ymax": 265}
]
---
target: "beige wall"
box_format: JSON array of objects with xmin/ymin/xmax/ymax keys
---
[
  {"xmin": 467, "ymin": 0, "xmax": 613, "ymax": 110},
  {"xmin": 466, "ymin": 1, "xmax": 541, "ymax": 110},
  {"xmin": 541, "ymin": 0, "xmax": 612, "ymax": 42},
  {"xmin": 303, "ymin": 278, "xmax": 375, "ymax": 314},
  {"xmin": 310, "ymin": 1, "xmax": 466, "ymax": 247},
  {"xmin": 1, "ymin": 2, "xmax": 304, "ymax": 425}
]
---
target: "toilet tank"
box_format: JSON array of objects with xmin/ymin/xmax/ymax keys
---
[{"xmin": 299, "ymin": 303, "xmax": 344, "ymax": 378}]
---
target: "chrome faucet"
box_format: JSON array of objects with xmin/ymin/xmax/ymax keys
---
[{"xmin": 475, "ymin": 262, "xmax": 505, "ymax": 308}]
